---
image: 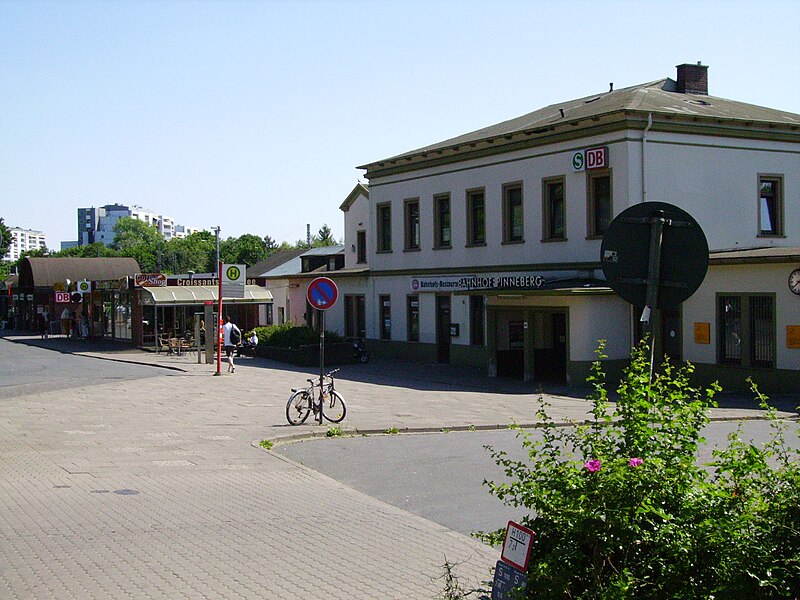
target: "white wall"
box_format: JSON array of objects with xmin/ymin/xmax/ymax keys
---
[
  {"xmin": 343, "ymin": 191, "xmax": 370, "ymax": 270},
  {"xmin": 683, "ymin": 263, "xmax": 800, "ymax": 370}
]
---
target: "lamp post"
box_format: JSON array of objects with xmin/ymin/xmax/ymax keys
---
[{"xmin": 213, "ymin": 226, "xmax": 222, "ymax": 376}]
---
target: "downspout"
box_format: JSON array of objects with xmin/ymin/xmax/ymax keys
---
[{"xmin": 641, "ymin": 113, "xmax": 653, "ymax": 203}]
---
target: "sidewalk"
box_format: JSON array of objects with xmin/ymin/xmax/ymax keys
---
[{"xmin": 0, "ymin": 332, "xmax": 797, "ymax": 599}]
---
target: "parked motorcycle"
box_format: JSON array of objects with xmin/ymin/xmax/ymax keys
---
[{"xmin": 352, "ymin": 338, "xmax": 369, "ymax": 363}]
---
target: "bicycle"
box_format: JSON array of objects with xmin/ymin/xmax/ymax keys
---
[{"xmin": 286, "ymin": 368, "xmax": 347, "ymax": 425}]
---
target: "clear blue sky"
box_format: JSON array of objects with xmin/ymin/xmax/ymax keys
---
[{"xmin": 2, "ymin": 0, "xmax": 799, "ymax": 249}]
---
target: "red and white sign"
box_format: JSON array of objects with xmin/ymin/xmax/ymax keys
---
[
  {"xmin": 501, "ymin": 521, "xmax": 535, "ymax": 572},
  {"xmin": 307, "ymin": 277, "xmax": 339, "ymax": 310},
  {"xmin": 55, "ymin": 291, "xmax": 71, "ymax": 303},
  {"xmin": 585, "ymin": 146, "xmax": 608, "ymax": 170},
  {"xmin": 134, "ymin": 273, "xmax": 167, "ymax": 287}
]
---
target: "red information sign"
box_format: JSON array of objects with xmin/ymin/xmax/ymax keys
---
[
  {"xmin": 501, "ymin": 521, "xmax": 535, "ymax": 572},
  {"xmin": 55, "ymin": 291, "xmax": 71, "ymax": 303},
  {"xmin": 307, "ymin": 277, "xmax": 338, "ymax": 311}
]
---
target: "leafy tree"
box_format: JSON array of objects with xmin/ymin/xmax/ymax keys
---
[
  {"xmin": 162, "ymin": 232, "xmax": 216, "ymax": 274},
  {"xmin": 221, "ymin": 233, "xmax": 271, "ymax": 266},
  {"xmin": 0, "ymin": 218, "xmax": 11, "ymax": 258},
  {"xmin": 53, "ymin": 242, "xmax": 118, "ymax": 258},
  {"xmin": 111, "ymin": 216, "xmax": 162, "ymax": 252}
]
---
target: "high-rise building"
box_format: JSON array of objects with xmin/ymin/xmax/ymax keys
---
[
  {"xmin": 3, "ymin": 227, "xmax": 47, "ymax": 261},
  {"xmin": 77, "ymin": 204, "xmax": 196, "ymax": 246}
]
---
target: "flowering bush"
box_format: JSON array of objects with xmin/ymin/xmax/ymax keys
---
[{"xmin": 483, "ymin": 340, "xmax": 799, "ymax": 599}]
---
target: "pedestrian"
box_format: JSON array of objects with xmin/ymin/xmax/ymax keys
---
[
  {"xmin": 39, "ymin": 313, "xmax": 48, "ymax": 339},
  {"xmin": 61, "ymin": 307, "xmax": 71, "ymax": 336},
  {"xmin": 222, "ymin": 316, "xmax": 242, "ymax": 373}
]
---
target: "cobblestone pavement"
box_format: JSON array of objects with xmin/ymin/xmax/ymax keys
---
[{"xmin": 1, "ymin": 334, "xmax": 796, "ymax": 599}]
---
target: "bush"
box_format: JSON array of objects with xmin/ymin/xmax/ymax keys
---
[
  {"xmin": 484, "ymin": 340, "xmax": 799, "ymax": 599},
  {"xmin": 250, "ymin": 323, "xmax": 341, "ymax": 348}
]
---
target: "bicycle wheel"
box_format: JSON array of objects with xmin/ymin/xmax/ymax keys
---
[
  {"xmin": 286, "ymin": 390, "xmax": 312, "ymax": 426},
  {"xmin": 322, "ymin": 390, "xmax": 347, "ymax": 423}
]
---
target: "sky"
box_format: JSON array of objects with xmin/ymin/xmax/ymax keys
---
[{"xmin": 2, "ymin": 0, "xmax": 799, "ymax": 250}]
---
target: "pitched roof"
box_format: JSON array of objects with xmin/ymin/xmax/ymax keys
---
[
  {"xmin": 360, "ymin": 77, "xmax": 800, "ymax": 177},
  {"xmin": 18, "ymin": 257, "xmax": 141, "ymax": 288},
  {"xmin": 247, "ymin": 249, "xmax": 307, "ymax": 277},
  {"xmin": 339, "ymin": 182, "xmax": 369, "ymax": 211},
  {"xmin": 300, "ymin": 245, "xmax": 345, "ymax": 257}
]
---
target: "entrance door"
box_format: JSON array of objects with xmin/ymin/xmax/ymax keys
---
[
  {"xmin": 436, "ymin": 295, "xmax": 451, "ymax": 363},
  {"xmin": 533, "ymin": 311, "xmax": 567, "ymax": 383}
]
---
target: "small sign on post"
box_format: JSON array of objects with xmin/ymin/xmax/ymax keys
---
[
  {"xmin": 307, "ymin": 277, "xmax": 338, "ymax": 424},
  {"xmin": 492, "ymin": 521, "xmax": 534, "ymax": 600}
]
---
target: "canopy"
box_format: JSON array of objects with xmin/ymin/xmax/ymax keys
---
[{"xmin": 141, "ymin": 285, "xmax": 272, "ymax": 305}]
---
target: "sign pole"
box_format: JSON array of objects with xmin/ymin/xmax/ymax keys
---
[
  {"xmin": 319, "ymin": 308, "xmax": 325, "ymax": 424},
  {"xmin": 215, "ymin": 259, "xmax": 223, "ymax": 376}
]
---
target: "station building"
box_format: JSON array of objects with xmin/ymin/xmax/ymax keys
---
[{"xmin": 338, "ymin": 63, "xmax": 799, "ymax": 392}]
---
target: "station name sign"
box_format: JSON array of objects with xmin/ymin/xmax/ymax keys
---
[{"xmin": 411, "ymin": 274, "xmax": 545, "ymax": 292}]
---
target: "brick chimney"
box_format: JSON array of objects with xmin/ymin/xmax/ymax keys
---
[{"xmin": 676, "ymin": 62, "xmax": 708, "ymax": 95}]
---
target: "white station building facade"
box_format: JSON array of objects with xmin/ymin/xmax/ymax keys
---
[{"xmin": 328, "ymin": 63, "xmax": 799, "ymax": 393}]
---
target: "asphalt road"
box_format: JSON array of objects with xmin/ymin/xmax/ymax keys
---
[
  {"xmin": 277, "ymin": 419, "xmax": 800, "ymax": 538},
  {"xmin": 0, "ymin": 337, "xmax": 170, "ymax": 399}
]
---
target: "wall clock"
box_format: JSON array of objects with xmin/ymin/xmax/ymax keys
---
[{"xmin": 789, "ymin": 268, "xmax": 800, "ymax": 295}]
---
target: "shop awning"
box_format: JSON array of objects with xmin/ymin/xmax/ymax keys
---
[{"xmin": 141, "ymin": 285, "xmax": 273, "ymax": 305}]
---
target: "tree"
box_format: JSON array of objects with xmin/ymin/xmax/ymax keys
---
[
  {"xmin": 0, "ymin": 218, "xmax": 11, "ymax": 258},
  {"xmin": 163, "ymin": 232, "xmax": 216, "ymax": 274},
  {"xmin": 314, "ymin": 224, "xmax": 336, "ymax": 247},
  {"xmin": 111, "ymin": 217, "xmax": 162, "ymax": 252}
]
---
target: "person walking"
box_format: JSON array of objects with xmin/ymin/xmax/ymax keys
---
[{"xmin": 222, "ymin": 316, "xmax": 242, "ymax": 373}]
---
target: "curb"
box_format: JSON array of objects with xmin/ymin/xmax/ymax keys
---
[{"xmin": 256, "ymin": 412, "xmax": 800, "ymax": 449}]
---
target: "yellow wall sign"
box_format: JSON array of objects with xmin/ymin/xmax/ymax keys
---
[
  {"xmin": 694, "ymin": 322, "xmax": 711, "ymax": 345},
  {"xmin": 787, "ymin": 326, "xmax": 800, "ymax": 349}
]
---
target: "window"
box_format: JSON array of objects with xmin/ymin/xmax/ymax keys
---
[
  {"xmin": 758, "ymin": 175, "xmax": 783, "ymax": 236},
  {"xmin": 407, "ymin": 295, "xmax": 419, "ymax": 342},
  {"xmin": 470, "ymin": 296, "xmax": 484, "ymax": 346},
  {"xmin": 356, "ymin": 230, "xmax": 366, "ymax": 263},
  {"xmin": 718, "ymin": 294, "xmax": 774, "ymax": 369},
  {"xmin": 345, "ymin": 295, "xmax": 366, "ymax": 338},
  {"xmin": 376, "ymin": 203, "xmax": 392, "ymax": 253},
  {"xmin": 404, "ymin": 198, "xmax": 420, "ymax": 251},
  {"xmin": 503, "ymin": 184, "xmax": 524, "ymax": 243},
  {"xmin": 434, "ymin": 194, "xmax": 451, "ymax": 248},
  {"xmin": 543, "ymin": 177, "xmax": 566, "ymax": 241},
  {"xmin": 466, "ymin": 189, "xmax": 486, "ymax": 246},
  {"xmin": 587, "ymin": 171, "xmax": 612, "ymax": 237},
  {"xmin": 379, "ymin": 295, "xmax": 391, "ymax": 340}
]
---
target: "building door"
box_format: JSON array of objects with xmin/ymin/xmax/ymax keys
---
[
  {"xmin": 436, "ymin": 295, "xmax": 451, "ymax": 363},
  {"xmin": 532, "ymin": 311, "xmax": 567, "ymax": 383}
]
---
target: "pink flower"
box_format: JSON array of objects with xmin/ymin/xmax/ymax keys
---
[
  {"xmin": 629, "ymin": 458, "xmax": 644, "ymax": 467},
  {"xmin": 584, "ymin": 459, "xmax": 602, "ymax": 473}
]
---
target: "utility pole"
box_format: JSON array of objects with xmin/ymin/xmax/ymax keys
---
[
  {"xmin": 213, "ymin": 226, "xmax": 222, "ymax": 376},
  {"xmin": 306, "ymin": 224, "xmax": 311, "ymax": 247}
]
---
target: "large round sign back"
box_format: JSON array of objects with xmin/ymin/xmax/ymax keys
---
[
  {"xmin": 600, "ymin": 202, "xmax": 709, "ymax": 309},
  {"xmin": 306, "ymin": 276, "xmax": 338, "ymax": 310}
]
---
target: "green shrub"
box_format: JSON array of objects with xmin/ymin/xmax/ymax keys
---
[
  {"xmin": 250, "ymin": 324, "xmax": 341, "ymax": 348},
  {"xmin": 484, "ymin": 340, "xmax": 799, "ymax": 599}
]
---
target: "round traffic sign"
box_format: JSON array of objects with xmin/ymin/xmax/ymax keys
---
[
  {"xmin": 307, "ymin": 277, "xmax": 338, "ymax": 310},
  {"xmin": 601, "ymin": 202, "xmax": 708, "ymax": 309}
]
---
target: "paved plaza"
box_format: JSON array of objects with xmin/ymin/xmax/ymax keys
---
[{"xmin": 1, "ymin": 334, "xmax": 796, "ymax": 599}]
